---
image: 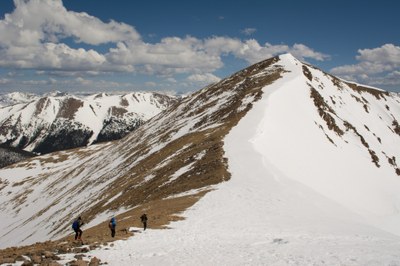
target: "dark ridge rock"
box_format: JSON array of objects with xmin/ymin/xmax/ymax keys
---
[
  {"xmin": 96, "ymin": 117, "xmax": 144, "ymax": 143},
  {"xmin": 33, "ymin": 120, "xmax": 93, "ymax": 154},
  {"xmin": 0, "ymin": 144, "xmax": 36, "ymax": 168}
]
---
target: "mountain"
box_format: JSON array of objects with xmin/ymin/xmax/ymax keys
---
[
  {"xmin": 0, "ymin": 92, "xmax": 39, "ymax": 107},
  {"xmin": 0, "ymin": 91, "xmax": 178, "ymax": 154},
  {"xmin": 1, "ymin": 54, "xmax": 400, "ymax": 264}
]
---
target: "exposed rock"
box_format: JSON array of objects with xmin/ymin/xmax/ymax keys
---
[
  {"xmin": 72, "ymin": 247, "xmax": 90, "ymax": 253},
  {"xmin": 89, "ymin": 257, "xmax": 101, "ymax": 266},
  {"xmin": 40, "ymin": 259, "xmax": 62, "ymax": 266},
  {"xmin": 0, "ymin": 256, "xmax": 15, "ymax": 264},
  {"xmin": 31, "ymin": 254, "xmax": 42, "ymax": 264},
  {"xmin": 69, "ymin": 259, "xmax": 89, "ymax": 266},
  {"xmin": 74, "ymin": 254, "xmax": 84, "ymax": 260},
  {"xmin": 42, "ymin": 251, "xmax": 54, "ymax": 258}
]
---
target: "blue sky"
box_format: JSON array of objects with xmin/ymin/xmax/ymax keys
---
[{"xmin": 0, "ymin": 0, "xmax": 399, "ymax": 94}]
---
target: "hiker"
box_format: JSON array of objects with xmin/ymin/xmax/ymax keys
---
[
  {"xmin": 140, "ymin": 213, "xmax": 148, "ymax": 231},
  {"xmin": 72, "ymin": 216, "xmax": 84, "ymax": 241},
  {"xmin": 109, "ymin": 217, "xmax": 116, "ymax": 237}
]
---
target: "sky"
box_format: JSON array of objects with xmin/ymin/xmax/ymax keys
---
[{"xmin": 0, "ymin": 0, "xmax": 399, "ymax": 94}]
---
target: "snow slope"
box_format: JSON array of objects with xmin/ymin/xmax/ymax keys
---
[
  {"xmin": 255, "ymin": 55, "xmax": 400, "ymax": 236},
  {"xmin": 85, "ymin": 54, "xmax": 400, "ymax": 265}
]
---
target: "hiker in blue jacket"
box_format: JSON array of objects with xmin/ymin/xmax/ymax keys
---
[
  {"xmin": 72, "ymin": 216, "xmax": 83, "ymax": 241},
  {"xmin": 109, "ymin": 217, "xmax": 116, "ymax": 237}
]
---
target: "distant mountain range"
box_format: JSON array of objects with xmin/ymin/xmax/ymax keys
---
[{"xmin": 0, "ymin": 91, "xmax": 179, "ymax": 155}]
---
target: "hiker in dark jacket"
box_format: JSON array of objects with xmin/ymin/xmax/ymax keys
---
[
  {"xmin": 109, "ymin": 217, "xmax": 116, "ymax": 237},
  {"xmin": 140, "ymin": 213, "xmax": 148, "ymax": 231},
  {"xmin": 72, "ymin": 216, "xmax": 83, "ymax": 241}
]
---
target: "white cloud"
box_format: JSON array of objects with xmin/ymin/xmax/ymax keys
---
[
  {"xmin": 356, "ymin": 44, "xmax": 400, "ymax": 65},
  {"xmin": 202, "ymin": 38, "xmax": 329, "ymax": 64},
  {"xmin": 21, "ymin": 79, "xmax": 54, "ymax": 86},
  {"xmin": 290, "ymin": 43, "xmax": 329, "ymax": 62},
  {"xmin": 107, "ymin": 37, "xmax": 224, "ymax": 75},
  {"xmin": 187, "ymin": 73, "xmax": 221, "ymax": 84},
  {"xmin": 7, "ymin": 0, "xmax": 139, "ymax": 46},
  {"xmin": 36, "ymin": 70, "xmax": 104, "ymax": 77},
  {"xmin": 0, "ymin": 0, "xmax": 137, "ymax": 72},
  {"xmin": 241, "ymin": 28, "xmax": 257, "ymax": 36},
  {"xmin": 0, "ymin": 0, "xmax": 329, "ymax": 81},
  {"xmin": 75, "ymin": 77, "xmax": 92, "ymax": 86},
  {"xmin": 331, "ymin": 44, "xmax": 400, "ymax": 87},
  {"xmin": 202, "ymin": 37, "xmax": 243, "ymax": 56}
]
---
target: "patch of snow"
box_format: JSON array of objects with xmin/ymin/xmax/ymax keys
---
[
  {"xmin": 164, "ymin": 186, "xmax": 216, "ymax": 200},
  {"xmin": 165, "ymin": 161, "xmax": 196, "ymax": 185},
  {"xmin": 104, "ymin": 192, "xmax": 124, "ymax": 206}
]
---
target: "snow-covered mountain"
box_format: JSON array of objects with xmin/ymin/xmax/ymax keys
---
[
  {"xmin": 0, "ymin": 92, "xmax": 38, "ymax": 107},
  {"xmin": 1, "ymin": 54, "xmax": 400, "ymax": 264},
  {"xmin": 0, "ymin": 91, "xmax": 178, "ymax": 154}
]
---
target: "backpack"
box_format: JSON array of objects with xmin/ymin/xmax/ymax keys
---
[
  {"xmin": 111, "ymin": 218, "xmax": 116, "ymax": 227},
  {"xmin": 72, "ymin": 220, "xmax": 79, "ymax": 230}
]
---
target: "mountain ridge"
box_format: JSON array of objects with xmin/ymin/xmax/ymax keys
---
[{"xmin": 0, "ymin": 55, "xmax": 284, "ymax": 248}]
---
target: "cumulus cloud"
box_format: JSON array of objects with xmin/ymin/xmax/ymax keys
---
[
  {"xmin": 0, "ymin": 0, "xmax": 138, "ymax": 71},
  {"xmin": 0, "ymin": 43, "xmax": 110, "ymax": 70},
  {"xmin": 331, "ymin": 44, "xmax": 400, "ymax": 87},
  {"xmin": 0, "ymin": 0, "xmax": 329, "ymax": 80},
  {"xmin": 202, "ymin": 37, "xmax": 329, "ymax": 64},
  {"xmin": 187, "ymin": 73, "xmax": 221, "ymax": 84},
  {"xmin": 6, "ymin": 0, "xmax": 139, "ymax": 46},
  {"xmin": 107, "ymin": 37, "xmax": 224, "ymax": 75},
  {"xmin": 356, "ymin": 44, "xmax": 400, "ymax": 65}
]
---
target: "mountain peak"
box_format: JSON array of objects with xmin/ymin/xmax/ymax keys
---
[
  {"xmin": 278, "ymin": 52, "xmax": 299, "ymax": 63},
  {"xmin": 279, "ymin": 52, "xmax": 296, "ymax": 59}
]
